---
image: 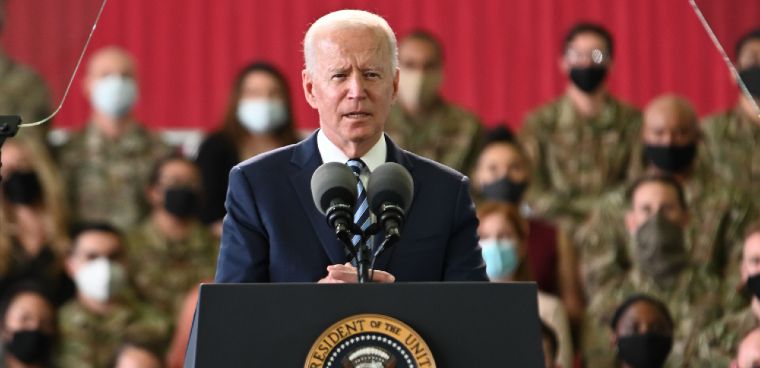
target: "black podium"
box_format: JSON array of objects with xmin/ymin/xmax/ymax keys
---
[{"xmin": 185, "ymin": 282, "xmax": 544, "ymax": 367}]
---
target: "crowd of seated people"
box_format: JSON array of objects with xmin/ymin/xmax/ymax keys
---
[{"xmin": 0, "ymin": 14, "xmax": 759, "ymax": 368}]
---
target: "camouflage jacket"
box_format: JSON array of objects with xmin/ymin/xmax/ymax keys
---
[
  {"xmin": 702, "ymin": 105, "xmax": 760, "ymax": 192},
  {"xmin": 0, "ymin": 51, "xmax": 51, "ymax": 143},
  {"xmin": 55, "ymin": 296, "xmax": 169, "ymax": 368},
  {"xmin": 582, "ymin": 268, "xmax": 722, "ymax": 368},
  {"xmin": 384, "ymin": 99, "xmax": 483, "ymax": 174},
  {"xmin": 59, "ymin": 122, "xmax": 170, "ymax": 231},
  {"xmin": 519, "ymin": 94, "xmax": 641, "ymax": 222},
  {"xmin": 125, "ymin": 217, "xmax": 217, "ymax": 318},
  {"xmin": 685, "ymin": 304, "xmax": 759, "ymax": 367}
]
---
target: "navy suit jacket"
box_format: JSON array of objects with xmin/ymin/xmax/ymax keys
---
[{"xmin": 214, "ymin": 131, "xmax": 487, "ymax": 282}]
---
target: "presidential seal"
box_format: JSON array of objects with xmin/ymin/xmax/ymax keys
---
[{"xmin": 305, "ymin": 314, "xmax": 436, "ymax": 368}]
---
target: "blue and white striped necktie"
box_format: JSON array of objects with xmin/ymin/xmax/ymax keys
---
[{"xmin": 346, "ymin": 158, "xmax": 371, "ymax": 247}]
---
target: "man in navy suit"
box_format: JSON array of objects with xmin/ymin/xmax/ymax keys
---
[{"xmin": 214, "ymin": 9, "xmax": 487, "ymax": 283}]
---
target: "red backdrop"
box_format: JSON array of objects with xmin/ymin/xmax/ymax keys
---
[{"xmin": 2, "ymin": 0, "xmax": 757, "ymax": 132}]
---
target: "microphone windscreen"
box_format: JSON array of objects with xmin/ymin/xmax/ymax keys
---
[
  {"xmin": 367, "ymin": 162, "xmax": 414, "ymax": 213},
  {"xmin": 310, "ymin": 162, "xmax": 357, "ymax": 214}
]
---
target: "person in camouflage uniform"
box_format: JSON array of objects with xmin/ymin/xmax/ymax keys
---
[
  {"xmin": 575, "ymin": 95, "xmax": 757, "ymax": 297},
  {"xmin": 57, "ymin": 223, "xmax": 168, "ymax": 368},
  {"xmin": 383, "ymin": 30, "xmax": 483, "ymax": 174},
  {"xmin": 607, "ymin": 295, "xmax": 676, "ymax": 368},
  {"xmin": 59, "ymin": 46, "xmax": 170, "ymax": 231},
  {"xmin": 126, "ymin": 156, "xmax": 217, "ymax": 320},
  {"xmin": 686, "ymin": 224, "xmax": 760, "ymax": 367},
  {"xmin": 581, "ymin": 176, "xmax": 722, "ymax": 367},
  {"xmin": 0, "ymin": 3, "xmax": 52, "ymax": 144},
  {"xmin": 519, "ymin": 22, "xmax": 641, "ymax": 223},
  {"xmin": 702, "ymin": 28, "xmax": 760, "ymax": 192}
]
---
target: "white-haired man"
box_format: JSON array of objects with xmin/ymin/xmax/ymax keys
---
[{"xmin": 214, "ymin": 10, "xmax": 487, "ymax": 283}]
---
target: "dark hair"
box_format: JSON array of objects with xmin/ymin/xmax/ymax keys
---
[
  {"xmin": 110, "ymin": 335, "xmax": 166, "ymax": 368},
  {"xmin": 0, "ymin": 281, "xmax": 56, "ymax": 331},
  {"xmin": 564, "ymin": 22, "xmax": 614, "ymax": 58},
  {"xmin": 540, "ymin": 320, "xmax": 559, "ymax": 362},
  {"xmin": 401, "ymin": 29, "xmax": 445, "ymax": 64},
  {"xmin": 147, "ymin": 154, "xmax": 198, "ymax": 187},
  {"xmin": 220, "ymin": 61, "xmax": 298, "ymax": 149},
  {"xmin": 68, "ymin": 222, "xmax": 123, "ymax": 254},
  {"xmin": 745, "ymin": 221, "xmax": 760, "ymax": 244},
  {"xmin": 735, "ymin": 28, "xmax": 760, "ymax": 60},
  {"xmin": 610, "ymin": 294, "xmax": 674, "ymax": 331},
  {"xmin": 484, "ymin": 125, "xmax": 516, "ymax": 145},
  {"xmin": 625, "ymin": 174, "xmax": 688, "ymax": 211}
]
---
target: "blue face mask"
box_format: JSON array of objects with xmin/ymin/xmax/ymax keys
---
[{"xmin": 480, "ymin": 238, "xmax": 519, "ymax": 280}]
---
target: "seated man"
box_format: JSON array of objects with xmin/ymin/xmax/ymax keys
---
[
  {"xmin": 581, "ymin": 175, "xmax": 721, "ymax": 367},
  {"xmin": 703, "ymin": 28, "xmax": 760, "ymax": 191},
  {"xmin": 687, "ymin": 223, "xmax": 760, "ymax": 365},
  {"xmin": 126, "ymin": 155, "xmax": 217, "ymax": 319},
  {"xmin": 575, "ymin": 94, "xmax": 757, "ymax": 295},
  {"xmin": 519, "ymin": 22, "xmax": 641, "ymax": 223},
  {"xmin": 384, "ymin": 30, "xmax": 483, "ymax": 173},
  {"xmin": 56, "ymin": 223, "xmax": 168, "ymax": 368},
  {"xmin": 59, "ymin": 46, "xmax": 170, "ymax": 231}
]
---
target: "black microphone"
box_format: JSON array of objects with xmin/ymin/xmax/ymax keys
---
[
  {"xmin": 310, "ymin": 162, "xmax": 357, "ymax": 243},
  {"xmin": 367, "ymin": 162, "xmax": 413, "ymax": 243}
]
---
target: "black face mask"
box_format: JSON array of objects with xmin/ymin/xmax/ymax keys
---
[
  {"xmin": 164, "ymin": 186, "xmax": 199, "ymax": 219},
  {"xmin": 480, "ymin": 176, "xmax": 528, "ymax": 204},
  {"xmin": 739, "ymin": 65, "xmax": 760, "ymax": 98},
  {"xmin": 2, "ymin": 170, "xmax": 43, "ymax": 205},
  {"xmin": 5, "ymin": 329, "xmax": 54, "ymax": 364},
  {"xmin": 643, "ymin": 143, "xmax": 697, "ymax": 173},
  {"xmin": 747, "ymin": 273, "xmax": 760, "ymax": 300},
  {"xmin": 617, "ymin": 332, "xmax": 673, "ymax": 368},
  {"xmin": 570, "ymin": 66, "xmax": 608, "ymax": 93}
]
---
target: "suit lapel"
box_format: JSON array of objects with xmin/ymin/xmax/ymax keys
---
[
  {"xmin": 371, "ymin": 135, "xmax": 422, "ymax": 271},
  {"xmin": 289, "ymin": 132, "xmax": 348, "ymax": 265}
]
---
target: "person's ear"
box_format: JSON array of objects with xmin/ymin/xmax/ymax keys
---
[
  {"xmin": 391, "ymin": 67, "xmax": 399, "ymax": 101},
  {"xmin": 302, "ymin": 69, "xmax": 318, "ymax": 109}
]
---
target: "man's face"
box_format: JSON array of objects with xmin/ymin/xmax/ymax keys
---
[
  {"xmin": 84, "ymin": 50, "xmax": 136, "ymax": 100},
  {"xmin": 642, "ymin": 105, "xmax": 698, "ymax": 146},
  {"xmin": 738, "ymin": 39, "xmax": 760, "ymax": 70},
  {"xmin": 741, "ymin": 233, "xmax": 760, "ymax": 284},
  {"xmin": 302, "ymin": 27, "xmax": 398, "ymax": 151},
  {"xmin": 148, "ymin": 160, "xmax": 201, "ymax": 209},
  {"xmin": 562, "ymin": 32, "xmax": 611, "ymax": 72},
  {"xmin": 66, "ymin": 231, "xmax": 124, "ymax": 277},
  {"xmin": 625, "ymin": 182, "xmax": 688, "ymax": 235},
  {"xmin": 2, "ymin": 293, "xmax": 55, "ymax": 339},
  {"xmin": 474, "ymin": 143, "xmax": 529, "ymax": 187},
  {"xmin": 613, "ymin": 301, "xmax": 672, "ymax": 339}
]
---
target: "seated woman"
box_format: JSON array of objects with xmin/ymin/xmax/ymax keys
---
[
  {"xmin": 0, "ymin": 136, "xmax": 73, "ymax": 305},
  {"xmin": 472, "ymin": 128, "xmax": 584, "ymax": 329},
  {"xmin": 0, "ymin": 282, "xmax": 58, "ymax": 368},
  {"xmin": 608, "ymin": 294, "xmax": 675, "ymax": 368},
  {"xmin": 477, "ymin": 201, "xmax": 573, "ymax": 368},
  {"xmin": 195, "ymin": 61, "xmax": 300, "ymax": 237}
]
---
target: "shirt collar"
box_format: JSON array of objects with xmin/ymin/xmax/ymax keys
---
[{"xmin": 316, "ymin": 129, "xmax": 386, "ymax": 172}]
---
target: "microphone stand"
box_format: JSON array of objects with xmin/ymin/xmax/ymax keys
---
[{"xmin": 0, "ymin": 116, "xmax": 21, "ymax": 184}]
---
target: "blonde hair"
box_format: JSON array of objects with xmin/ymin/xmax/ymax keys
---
[
  {"xmin": 0, "ymin": 136, "xmax": 70, "ymax": 273},
  {"xmin": 303, "ymin": 9, "xmax": 398, "ymax": 76}
]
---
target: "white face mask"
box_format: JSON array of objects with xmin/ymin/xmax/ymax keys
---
[
  {"xmin": 90, "ymin": 74, "xmax": 138, "ymax": 119},
  {"xmin": 236, "ymin": 98, "xmax": 288, "ymax": 134},
  {"xmin": 74, "ymin": 257, "xmax": 127, "ymax": 303}
]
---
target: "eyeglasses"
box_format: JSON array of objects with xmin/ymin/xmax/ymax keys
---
[{"xmin": 565, "ymin": 48, "xmax": 609, "ymax": 66}]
